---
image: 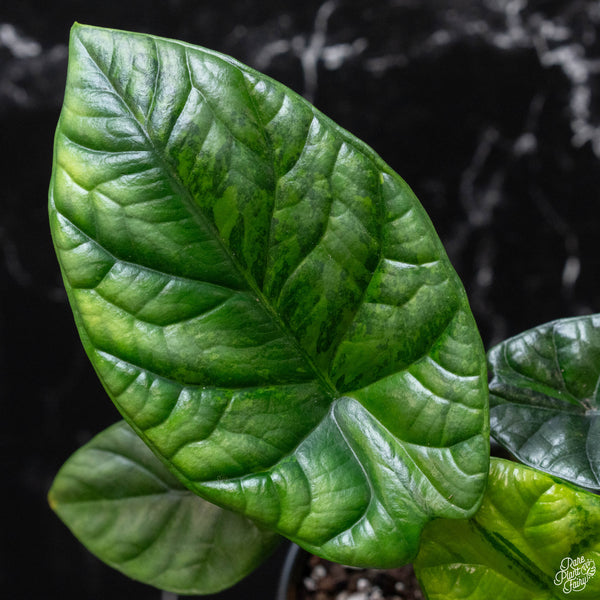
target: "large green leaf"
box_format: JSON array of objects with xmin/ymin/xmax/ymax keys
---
[
  {"xmin": 48, "ymin": 421, "xmax": 281, "ymax": 594},
  {"xmin": 415, "ymin": 458, "xmax": 600, "ymax": 599},
  {"xmin": 488, "ymin": 314, "xmax": 600, "ymax": 489},
  {"xmin": 49, "ymin": 23, "xmax": 488, "ymax": 567}
]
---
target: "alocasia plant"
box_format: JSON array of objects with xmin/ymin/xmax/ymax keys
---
[
  {"xmin": 412, "ymin": 317, "xmax": 600, "ymax": 599},
  {"xmin": 415, "ymin": 459, "xmax": 600, "ymax": 600},
  {"xmin": 48, "ymin": 22, "xmax": 600, "ymax": 599},
  {"xmin": 487, "ymin": 314, "xmax": 600, "ymax": 489},
  {"xmin": 48, "ymin": 21, "xmax": 489, "ymax": 589}
]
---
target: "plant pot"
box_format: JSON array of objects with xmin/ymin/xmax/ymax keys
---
[{"xmin": 276, "ymin": 544, "xmax": 425, "ymax": 600}]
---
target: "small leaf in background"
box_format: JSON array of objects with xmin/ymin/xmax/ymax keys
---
[
  {"xmin": 49, "ymin": 23, "xmax": 489, "ymax": 567},
  {"xmin": 415, "ymin": 458, "xmax": 600, "ymax": 599},
  {"xmin": 48, "ymin": 421, "xmax": 281, "ymax": 594},
  {"xmin": 488, "ymin": 314, "xmax": 600, "ymax": 488}
]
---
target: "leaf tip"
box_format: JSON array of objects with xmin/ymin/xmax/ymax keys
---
[
  {"xmin": 69, "ymin": 21, "xmax": 85, "ymax": 36},
  {"xmin": 69, "ymin": 21, "xmax": 107, "ymax": 45},
  {"xmin": 47, "ymin": 488, "xmax": 58, "ymax": 513}
]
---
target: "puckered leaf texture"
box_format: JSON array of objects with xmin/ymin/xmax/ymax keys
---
[
  {"xmin": 489, "ymin": 314, "xmax": 600, "ymax": 489},
  {"xmin": 415, "ymin": 458, "xmax": 600, "ymax": 600},
  {"xmin": 49, "ymin": 23, "xmax": 489, "ymax": 567}
]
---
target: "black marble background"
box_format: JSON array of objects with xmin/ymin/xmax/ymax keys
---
[{"xmin": 2, "ymin": 1, "xmax": 599, "ymax": 598}]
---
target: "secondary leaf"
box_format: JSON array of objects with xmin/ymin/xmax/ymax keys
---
[
  {"xmin": 48, "ymin": 421, "xmax": 281, "ymax": 594},
  {"xmin": 488, "ymin": 314, "xmax": 600, "ymax": 488},
  {"xmin": 415, "ymin": 458, "xmax": 600, "ymax": 599},
  {"xmin": 49, "ymin": 23, "xmax": 488, "ymax": 567}
]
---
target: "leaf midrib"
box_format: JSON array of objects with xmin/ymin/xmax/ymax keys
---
[
  {"xmin": 497, "ymin": 331, "xmax": 582, "ymax": 409},
  {"xmin": 74, "ymin": 33, "xmax": 339, "ymax": 399},
  {"xmin": 471, "ymin": 519, "xmax": 563, "ymax": 598}
]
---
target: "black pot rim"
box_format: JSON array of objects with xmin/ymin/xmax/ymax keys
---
[{"xmin": 276, "ymin": 543, "xmax": 304, "ymax": 600}]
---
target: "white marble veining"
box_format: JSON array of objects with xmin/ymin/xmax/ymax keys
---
[
  {"xmin": 0, "ymin": 21, "xmax": 67, "ymax": 111},
  {"xmin": 255, "ymin": 0, "xmax": 367, "ymax": 101},
  {"xmin": 2, "ymin": 4, "xmax": 599, "ymax": 596},
  {"xmin": 0, "ymin": 23, "xmax": 41, "ymax": 58}
]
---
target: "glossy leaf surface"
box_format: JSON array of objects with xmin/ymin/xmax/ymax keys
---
[
  {"xmin": 48, "ymin": 421, "xmax": 281, "ymax": 594},
  {"xmin": 488, "ymin": 314, "xmax": 600, "ymax": 488},
  {"xmin": 415, "ymin": 458, "xmax": 600, "ymax": 599},
  {"xmin": 49, "ymin": 23, "xmax": 488, "ymax": 567}
]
